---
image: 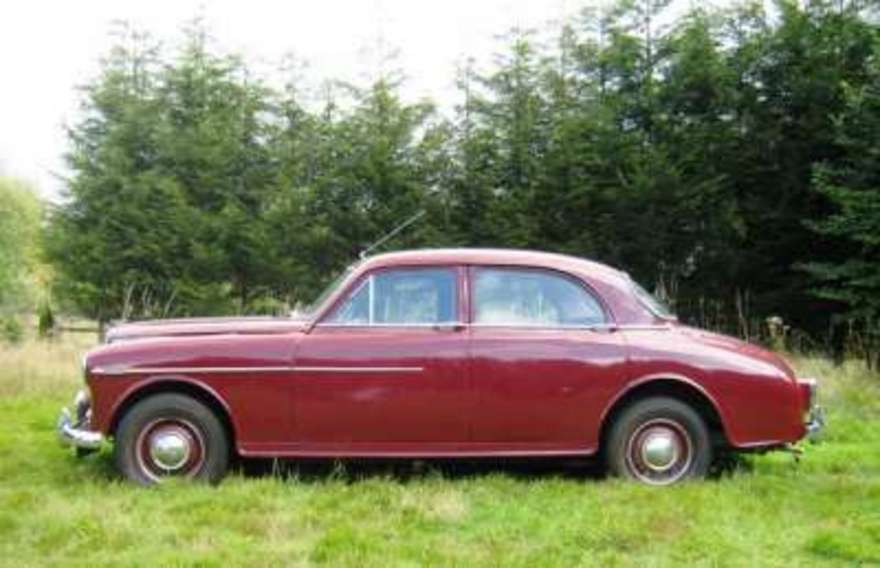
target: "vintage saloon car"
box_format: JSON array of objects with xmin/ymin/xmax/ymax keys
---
[{"xmin": 58, "ymin": 249, "xmax": 823, "ymax": 485}]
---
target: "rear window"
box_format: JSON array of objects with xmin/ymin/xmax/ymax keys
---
[{"xmin": 630, "ymin": 279, "xmax": 675, "ymax": 319}]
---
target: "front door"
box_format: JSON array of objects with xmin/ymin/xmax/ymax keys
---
[
  {"xmin": 468, "ymin": 266, "xmax": 629, "ymax": 452},
  {"xmin": 292, "ymin": 266, "xmax": 470, "ymax": 451}
]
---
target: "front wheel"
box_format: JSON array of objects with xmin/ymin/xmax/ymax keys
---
[
  {"xmin": 606, "ymin": 396, "xmax": 712, "ymax": 485},
  {"xmin": 114, "ymin": 393, "xmax": 230, "ymax": 485}
]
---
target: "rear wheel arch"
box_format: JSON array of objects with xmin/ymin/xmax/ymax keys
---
[
  {"xmin": 109, "ymin": 378, "xmax": 237, "ymax": 448},
  {"xmin": 599, "ymin": 376, "xmax": 730, "ymax": 450}
]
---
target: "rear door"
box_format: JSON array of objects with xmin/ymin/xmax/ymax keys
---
[
  {"xmin": 468, "ymin": 266, "xmax": 629, "ymax": 451},
  {"xmin": 291, "ymin": 266, "xmax": 470, "ymax": 449}
]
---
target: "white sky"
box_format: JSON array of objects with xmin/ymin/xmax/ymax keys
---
[{"xmin": 0, "ymin": 0, "xmax": 714, "ymax": 201}]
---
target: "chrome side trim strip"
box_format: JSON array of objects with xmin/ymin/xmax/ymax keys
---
[
  {"xmin": 92, "ymin": 365, "xmax": 424, "ymax": 375},
  {"xmin": 92, "ymin": 366, "xmax": 293, "ymax": 375},
  {"xmin": 293, "ymin": 366, "xmax": 424, "ymax": 373}
]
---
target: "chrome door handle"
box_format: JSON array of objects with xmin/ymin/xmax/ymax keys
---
[
  {"xmin": 586, "ymin": 324, "xmax": 619, "ymax": 333},
  {"xmin": 432, "ymin": 323, "xmax": 466, "ymax": 332}
]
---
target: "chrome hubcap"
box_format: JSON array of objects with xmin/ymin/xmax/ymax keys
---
[
  {"xmin": 640, "ymin": 430, "xmax": 679, "ymax": 471},
  {"xmin": 625, "ymin": 419, "xmax": 693, "ymax": 485},
  {"xmin": 149, "ymin": 430, "xmax": 191, "ymax": 471},
  {"xmin": 136, "ymin": 419, "xmax": 205, "ymax": 481}
]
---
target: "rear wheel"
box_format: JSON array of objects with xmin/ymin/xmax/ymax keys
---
[
  {"xmin": 114, "ymin": 393, "xmax": 229, "ymax": 485},
  {"xmin": 606, "ymin": 396, "xmax": 711, "ymax": 485}
]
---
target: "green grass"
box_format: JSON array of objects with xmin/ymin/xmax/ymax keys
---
[{"xmin": 1, "ymin": 338, "xmax": 879, "ymax": 567}]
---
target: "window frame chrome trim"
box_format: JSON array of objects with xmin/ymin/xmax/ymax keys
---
[
  {"xmin": 315, "ymin": 322, "xmax": 670, "ymax": 331},
  {"xmin": 315, "ymin": 321, "xmax": 467, "ymax": 329}
]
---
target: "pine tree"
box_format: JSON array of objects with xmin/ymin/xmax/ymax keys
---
[
  {"xmin": 803, "ymin": 48, "xmax": 880, "ymax": 368},
  {"xmin": 46, "ymin": 23, "xmax": 171, "ymax": 326}
]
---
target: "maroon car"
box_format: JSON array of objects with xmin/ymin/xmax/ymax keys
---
[{"xmin": 58, "ymin": 248, "xmax": 823, "ymax": 485}]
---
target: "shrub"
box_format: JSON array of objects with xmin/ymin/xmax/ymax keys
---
[
  {"xmin": 37, "ymin": 300, "xmax": 56, "ymax": 338},
  {"xmin": 1, "ymin": 316, "xmax": 24, "ymax": 344}
]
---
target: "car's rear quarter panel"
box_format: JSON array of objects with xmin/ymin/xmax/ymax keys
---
[{"xmin": 623, "ymin": 329, "xmax": 805, "ymax": 447}]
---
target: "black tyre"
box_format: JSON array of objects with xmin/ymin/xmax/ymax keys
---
[
  {"xmin": 606, "ymin": 396, "xmax": 711, "ymax": 485},
  {"xmin": 114, "ymin": 393, "xmax": 229, "ymax": 485}
]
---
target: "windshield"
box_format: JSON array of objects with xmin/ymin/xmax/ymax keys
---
[
  {"xmin": 297, "ymin": 262, "xmax": 359, "ymax": 318},
  {"xmin": 630, "ymin": 279, "xmax": 676, "ymax": 320}
]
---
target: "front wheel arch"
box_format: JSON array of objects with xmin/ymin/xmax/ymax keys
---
[{"xmin": 109, "ymin": 378, "xmax": 236, "ymax": 449}]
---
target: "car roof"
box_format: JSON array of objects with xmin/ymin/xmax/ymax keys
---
[
  {"xmin": 314, "ymin": 248, "xmax": 655, "ymax": 325},
  {"xmin": 360, "ymin": 248, "xmax": 627, "ymax": 283}
]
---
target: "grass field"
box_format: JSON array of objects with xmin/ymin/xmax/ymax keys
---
[{"xmin": 0, "ymin": 335, "xmax": 878, "ymax": 567}]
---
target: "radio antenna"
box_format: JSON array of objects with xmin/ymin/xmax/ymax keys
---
[{"xmin": 359, "ymin": 209, "xmax": 426, "ymax": 259}]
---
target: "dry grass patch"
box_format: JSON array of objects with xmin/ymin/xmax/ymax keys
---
[{"xmin": 0, "ymin": 332, "xmax": 96, "ymax": 398}]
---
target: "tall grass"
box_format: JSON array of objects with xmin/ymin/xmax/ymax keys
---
[{"xmin": 0, "ymin": 332, "xmax": 96, "ymax": 398}]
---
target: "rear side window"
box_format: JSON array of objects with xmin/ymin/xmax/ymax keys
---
[
  {"xmin": 473, "ymin": 268, "xmax": 606, "ymax": 327},
  {"xmin": 630, "ymin": 279, "xmax": 675, "ymax": 319},
  {"xmin": 326, "ymin": 268, "xmax": 458, "ymax": 325}
]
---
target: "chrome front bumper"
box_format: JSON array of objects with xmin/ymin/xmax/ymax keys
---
[{"xmin": 57, "ymin": 389, "xmax": 104, "ymax": 451}]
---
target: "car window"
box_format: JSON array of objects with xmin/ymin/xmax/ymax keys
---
[
  {"xmin": 326, "ymin": 268, "xmax": 458, "ymax": 325},
  {"xmin": 473, "ymin": 268, "xmax": 605, "ymax": 327},
  {"xmin": 301, "ymin": 261, "xmax": 360, "ymax": 317},
  {"xmin": 630, "ymin": 278, "xmax": 675, "ymax": 319}
]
